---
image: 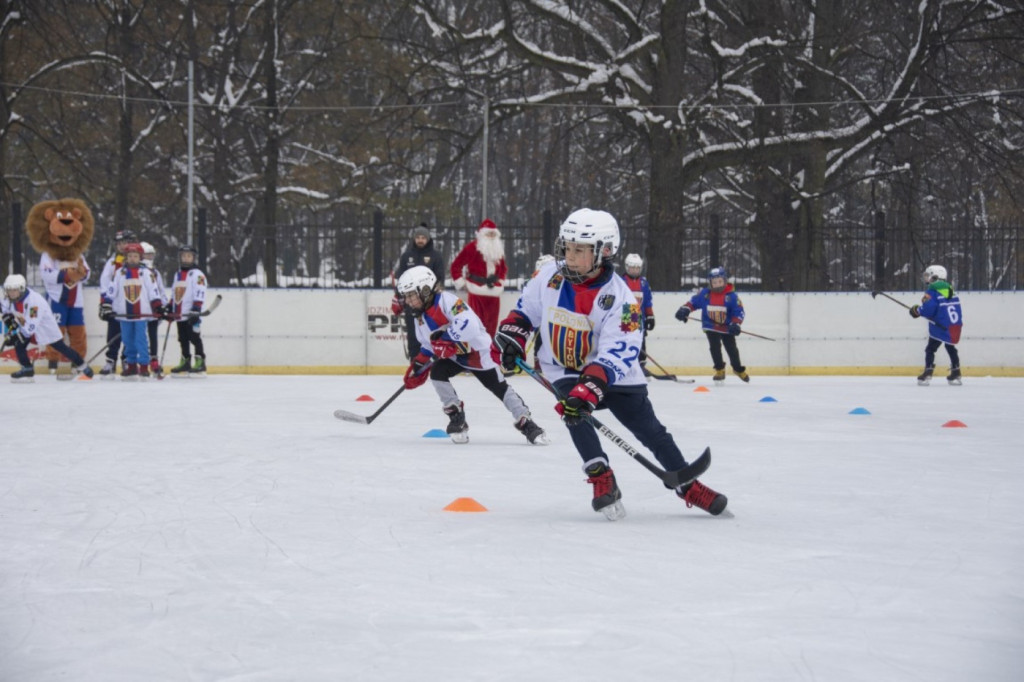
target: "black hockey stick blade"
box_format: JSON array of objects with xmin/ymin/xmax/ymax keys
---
[
  {"xmin": 662, "ymin": 447, "xmax": 711, "ymax": 488},
  {"xmin": 334, "ymin": 385, "xmax": 405, "ymax": 425},
  {"xmin": 200, "ymin": 294, "xmax": 223, "ymax": 316}
]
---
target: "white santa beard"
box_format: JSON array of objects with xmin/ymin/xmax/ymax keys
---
[{"xmin": 477, "ymin": 234, "xmax": 504, "ymax": 264}]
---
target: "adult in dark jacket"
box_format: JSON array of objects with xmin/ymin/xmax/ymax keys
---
[{"xmin": 391, "ymin": 223, "xmax": 446, "ymax": 357}]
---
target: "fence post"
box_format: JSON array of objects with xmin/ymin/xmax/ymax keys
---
[
  {"xmin": 873, "ymin": 210, "xmax": 886, "ymax": 291},
  {"xmin": 709, "ymin": 213, "xmax": 721, "ymax": 269},
  {"xmin": 373, "ymin": 208, "xmax": 384, "ymax": 288},
  {"xmin": 11, "ymin": 202, "xmax": 23, "ymax": 275},
  {"xmin": 197, "ymin": 207, "xmax": 208, "ymax": 272},
  {"xmin": 542, "ymin": 210, "xmax": 553, "ymax": 254}
]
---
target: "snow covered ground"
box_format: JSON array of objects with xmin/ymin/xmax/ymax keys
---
[{"xmin": 2, "ymin": 373, "xmax": 1021, "ymax": 681}]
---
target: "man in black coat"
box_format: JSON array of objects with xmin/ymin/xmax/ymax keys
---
[{"xmin": 391, "ymin": 222, "xmax": 446, "ymax": 357}]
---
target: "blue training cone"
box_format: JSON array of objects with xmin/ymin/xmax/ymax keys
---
[
  {"xmin": 849, "ymin": 407, "xmax": 871, "ymax": 415},
  {"xmin": 759, "ymin": 396, "xmax": 778, "ymax": 403},
  {"xmin": 423, "ymin": 428, "xmax": 449, "ymax": 438}
]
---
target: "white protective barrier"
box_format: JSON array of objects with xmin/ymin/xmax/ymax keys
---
[{"xmin": 72, "ymin": 287, "xmax": 1022, "ymax": 375}]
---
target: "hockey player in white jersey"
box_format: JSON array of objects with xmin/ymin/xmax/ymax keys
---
[
  {"xmin": 2, "ymin": 274, "xmax": 94, "ymax": 382},
  {"xmin": 97, "ymin": 230, "xmax": 135, "ymax": 376},
  {"xmin": 493, "ymin": 208, "xmax": 727, "ymax": 519},
  {"xmin": 103, "ymin": 243, "xmax": 166, "ymax": 380},
  {"xmin": 168, "ymin": 245, "xmax": 208, "ymax": 376},
  {"xmin": 396, "ymin": 265, "xmax": 548, "ymax": 445},
  {"xmin": 141, "ymin": 242, "xmax": 169, "ymax": 376}
]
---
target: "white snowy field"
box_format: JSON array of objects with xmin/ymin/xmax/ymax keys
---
[{"xmin": 1, "ymin": 372, "xmax": 1021, "ymax": 682}]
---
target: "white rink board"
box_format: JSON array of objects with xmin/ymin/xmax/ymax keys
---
[{"xmin": 71, "ymin": 287, "xmax": 1023, "ymax": 373}]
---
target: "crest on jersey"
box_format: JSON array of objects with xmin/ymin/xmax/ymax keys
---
[
  {"xmin": 619, "ymin": 302, "xmax": 642, "ymax": 332},
  {"xmin": 197, "ymin": 275, "xmax": 207, "ymax": 286},
  {"xmin": 450, "ymin": 299, "xmax": 468, "ymax": 316},
  {"xmin": 123, "ymin": 283, "xmax": 141, "ymax": 304},
  {"xmin": 598, "ymin": 294, "xmax": 615, "ymax": 311},
  {"xmin": 546, "ymin": 307, "xmax": 592, "ymax": 370},
  {"xmin": 29, "ymin": 306, "xmax": 38, "ymax": 318},
  {"xmin": 546, "ymin": 272, "xmax": 564, "ymax": 289},
  {"xmin": 706, "ymin": 305, "xmax": 728, "ymax": 325}
]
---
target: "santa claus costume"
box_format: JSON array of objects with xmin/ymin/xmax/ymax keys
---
[{"xmin": 450, "ymin": 218, "xmax": 507, "ymax": 337}]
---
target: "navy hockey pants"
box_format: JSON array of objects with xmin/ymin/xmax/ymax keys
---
[{"xmin": 554, "ymin": 378, "xmax": 688, "ymax": 474}]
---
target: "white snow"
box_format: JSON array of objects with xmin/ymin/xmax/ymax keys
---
[{"xmin": 2, "ymin": 374, "xmax": 1021, "ymax": 681}]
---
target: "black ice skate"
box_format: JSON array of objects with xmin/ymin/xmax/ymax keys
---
[
  {"xmin": 947, "ymin": 367, "xmax": 962, "ymax": 386},
  {"xmin": 584, "ymin": 459, "xmax": 626, "ymax": 521},
  {"xmin": 917, "ymin": 366, "xmax": 934, "ymax": 386},
  {"xmin": 677, "ymin": 479, "xmax": 728, "ymax": 516},
  {"xmin": 99, "ymin": 358, "xmax": 117, "ymax": 380},
  {"xmin": 170, "ymin": 357, "xmax": 191, "ymax": 377},
  {"xmin": 73, "ymin": 364, "xmax": 94, "ymax": 380},
  {"xmin": 10, "ymin": 365, "xmax": 35, "ymax": 383},
  {"xmin": 444, "ymin": 401, "xmax": 469, "ymax": 444},
  {"xmin": 515, "ymin": 415, "xmax": 549, "ymax": 445}
]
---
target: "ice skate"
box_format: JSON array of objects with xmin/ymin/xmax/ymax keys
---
[
  {"xmin": 149, "ymin": 358, "xmax": 163, "ymax": 379},
  {"xmin": 10, "ymin": 365, "xmax": 35, "ymax": 383},
  {"xmin": 677, "ymin": 479, "xmax": 728, "ymax": 516},
  {"xmin": 947, "ymin": 367, "xmax": 962, "ymax": 386},
  {"xmin": 138, "ymin": 363, "xmax": 151, "ymax": 380},
  {"xmin": 170, "ymin": 357, "xmax": 191, "ymax": 377},
  {"xmin": 515, "ymin": 415, "xmax": 549, "ymax": 445},
  {"xmin": 121, "ymin": 362, "xmax": 139, "ymax": 382},
  {"xmin": 73, "ymin": 364, "xmax": 94, "ymax": 380},
  {"xmin": 713, "ymin": 368, "xmax": 726, "ymax": 384},
  {"xmin": 584, "ymin": 459, "xmax": 626, "ymax": 521},
  {"xmin": 444, "ymin": 402, "xmax": 469, "ymax": 444},
  {"xmin": 917, "ymin": 366, "xmax": 934, "ymax": 386},
  {"xmin": 734, "ymin": 369, "xmax": 750, "ymax": 383},
  {"xmin": 189, "ymin": 355, "xmax": 207, "ymax": 377},
  {"xmin": 99, "ymin": 358, "xmax": 117, "ymax": 380}
]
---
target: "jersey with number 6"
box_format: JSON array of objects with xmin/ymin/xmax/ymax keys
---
[
  {"xmin": 511, "ymin": 263, "xmax": 646, "ymax": 386},
  {"xmin": 919, "ymin": 281, "xmax": 963, "ymax": 344}
]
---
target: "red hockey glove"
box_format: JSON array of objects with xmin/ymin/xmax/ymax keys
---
[
  {"xmin": 403, "ymin": 352, "xmax": 431, "ymax": 389},
  {"xmin": 493, "ymin": 314, "xmax": 532, "ymax": 372},
  {"xmin": 391, "ymin": 295, "xmax": 404, "ymax": 316},
  {"xmin": 555, "ymin": 375, "xmax": 607, "ymax": 426},
  {"xmin": 431, "ymin": 338, "xmax": 460, "ymax": 360}
]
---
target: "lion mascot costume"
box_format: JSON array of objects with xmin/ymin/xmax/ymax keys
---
[{"xmin": 25, "ymin": 198, "xmax": 95, "ymax": 366}]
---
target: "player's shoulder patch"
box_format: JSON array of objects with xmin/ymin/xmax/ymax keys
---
[
  {"xmin": 547, "ymin": 272, "xmax": 564, "ymax": 289},
  {"xmin": 597, "ymin": 294, "xmax": 615, "ymax": 311},
  {"xmin": 449, "ymin": 298, "xmax": 468, "ymax": 316},
  {"xmin": 196, "ymin": 274, "xmax": 207, "ymax": 286},
  {"xmin": 29, "ymin": 306, "xmax": 38, "ymax": 318},
  {"xmin": 619, "ymin": 302, "xmax": 642, "ymax": 332}
]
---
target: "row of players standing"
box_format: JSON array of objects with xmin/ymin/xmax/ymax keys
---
[
  {"xmin": 97, "ymin": 232, "xmax": 208, "ymax": 379},
  {"xmin": 388, "ymin": 211, "xmax": 730, "ymax": 520}
]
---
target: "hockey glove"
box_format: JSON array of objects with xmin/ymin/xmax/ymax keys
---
[
  {"xmin": 390, "ymin": 295, "xmax": 404, "ymax": 316},
  {"xmin": 99, "ymin": 302, "xmax": 115, "ymax": 322},
  {"xmin": 728, "ymin": 323, "xmax": 742, "ymax": 336},
  {"xmin": 555, "ymin": 375, "xmax": 607, "ymax": 426},
  {"xmin": 186, "ymin": 309, "xmax": 202, "ymax": 321},
  {"xmin": 485, "ymin": 274, "xmax": 498, "ymax": 288},
  {"xmin": 493, "ymin": 314, "xmax": 532, "ymax": 372},
  {"xmin": 152, "ymin": 303, "xmax": 166, "ymax": 319},
  {"xmin": 403, "ymin": 352, "xmax": 432, "ymax": 390},
  {"xmin": 645, "ymin": 315, "xmax": 656, "ymax": 331},
  {"xmin": 2, "ymin": 312, "xmax": 15, "ymax": 329},
  {"xmin": 675, "ymin": 306, "xmax": 690, "ymax": 323},
  {"xmin": 431, "ymin": 338, "xmax": 460, "ymax": 360},
  {"xmin": 909, "ymin": 305, "xmax": 921, "ymax": 318}
]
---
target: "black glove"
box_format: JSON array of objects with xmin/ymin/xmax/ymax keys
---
[
  {"xmin": 556, "ymin": 375, "xmax": 607, "ymax": 426},
  {"xmin": 186, "ymin": 309, "xmax": 201, "ymax": 321},
  {"xmin": 493, "ymin": 315, "xmax": 532, "ymax": 372},
  {"xmin": 1, "ymin": 312, "xmax": 14, "ymax": 328},
  {"xmin": 99, "ymin": 302, "xmax": 115, "ymax": 321},
  {"xmin": 645, "ymin": 315, "xmax": 655, "ymax": 331},
  {"xmin": 675, "ymin": 306, "xmax": 690, "ymax": 323},
  {"xmin": 3, "ymin": 326, "xmax": 18, "ymax": 345},
  {"xmin": 728, "ymin": 323, "xmax": 741, "ymax": 336},
  {"xmin": 909, "ymin": 305, "xmax": 920, "ymax": 318},
  {"xmin": 485, "ymin": 274, "xmax": 498, "ymax": 288}
]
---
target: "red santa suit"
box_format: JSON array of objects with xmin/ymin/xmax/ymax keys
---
[{"xmin": 450, "ymin": 218, "xmax": 507, "ymax": 337}]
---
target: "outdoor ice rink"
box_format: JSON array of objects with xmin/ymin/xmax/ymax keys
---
[{"xmin": 2, "ymin": 372, "xmax": 1021, "ymax": 681}]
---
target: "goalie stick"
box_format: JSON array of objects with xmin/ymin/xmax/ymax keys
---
[
  {"xmin": 333, "ymin": 361, "xmax": 434, "ymax": 425},
  {"xmin": 515, "ymin": 358, "xmax": 710, "ymax": 488}
]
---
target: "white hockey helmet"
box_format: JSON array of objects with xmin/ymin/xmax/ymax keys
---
[
  {"xmin": 4, "ymin": 273, "xmax": 27, "ymax": 299},
  {"xmin": 397, "ymin": 265, "xmax": 438, "ymax": 311},
  {"xmin": 624, "ymin": 253, "xmax": 643, "ymax": 277},
  {"xmin": 534, "ymin": 254, "xmax": 555, "ymax": 271},
  {"xmin": 923, "ymin": 264, "xmax": 947, "ymax": 284},
  {"xmin": 140, "ymin": 241, "xmax": 156, "ymax": 268},
  {"xmin": 555, "ymin": 208, "xmax": 620, "ymax": 282}
]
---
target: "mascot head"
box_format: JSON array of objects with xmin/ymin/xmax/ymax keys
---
[{"xmin": 25, "ymin": 198, "xmax": 95, "ymax": 262}]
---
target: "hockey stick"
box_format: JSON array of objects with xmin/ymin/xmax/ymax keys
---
[
  {"xmin": 643, "ymin": 353, "xmax": 695, "ymax": 383},
  {"xmin": 84, "ymin": 333, "xmax": 121, "ymax": 366},
  {"xmin": 333, "ymin": 361, "xmax": 434, "ymax": 425},
  {"xmin": 870, "ymin": 290, "xmax": 946, "ymax": 329},
  {"xmin": 111, "ymin": 294, "xmax": 225, "ymax": 321},
  {"xmin": 685, "ymin": 313, "xmax": 775, "ymax": 341},
  {"xmin": 514, "ymin": 358, "xmax": 709, "ymax": 488}
]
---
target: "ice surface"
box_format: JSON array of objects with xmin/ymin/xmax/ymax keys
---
[{"xmin": 2, "ymin": 374, "xmax": 1022, "ymax": 681}]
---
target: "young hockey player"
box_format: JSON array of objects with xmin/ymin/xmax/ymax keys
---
[
  {"xmin": 168, "ymin": 245, "xmax": 208, "ymax": 376},
  {"xmin": 97, "ymin": 230, "xmax": 136, "ymax": 377},
  {"xmin": 141, "ymin": 242, "xmax": 169, "ymax": 376},
  {"xmin": 2, "ymin": 274, "xmax": 94, "ymax": 382},
  {"xmin": 675, "ymin": 266, "xmax": 748, "ymax": 383},
  {"xmin": 103, "ymin": 243, "xmax": 166, "ymax": 379},
  {"xmin": 620, "ymin": 253, "xmax": 655, "ymax": 377},
  {"xmin": 493, "ymin": 208, "xmax": 726, "ymax": 520},
  {"xmin": 910, "ymin": 264, "xmax": 963, "ymax": 385},
  {"xmin": 397, "ymin": 265, "xmax": 548, "ymax": 445}
]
